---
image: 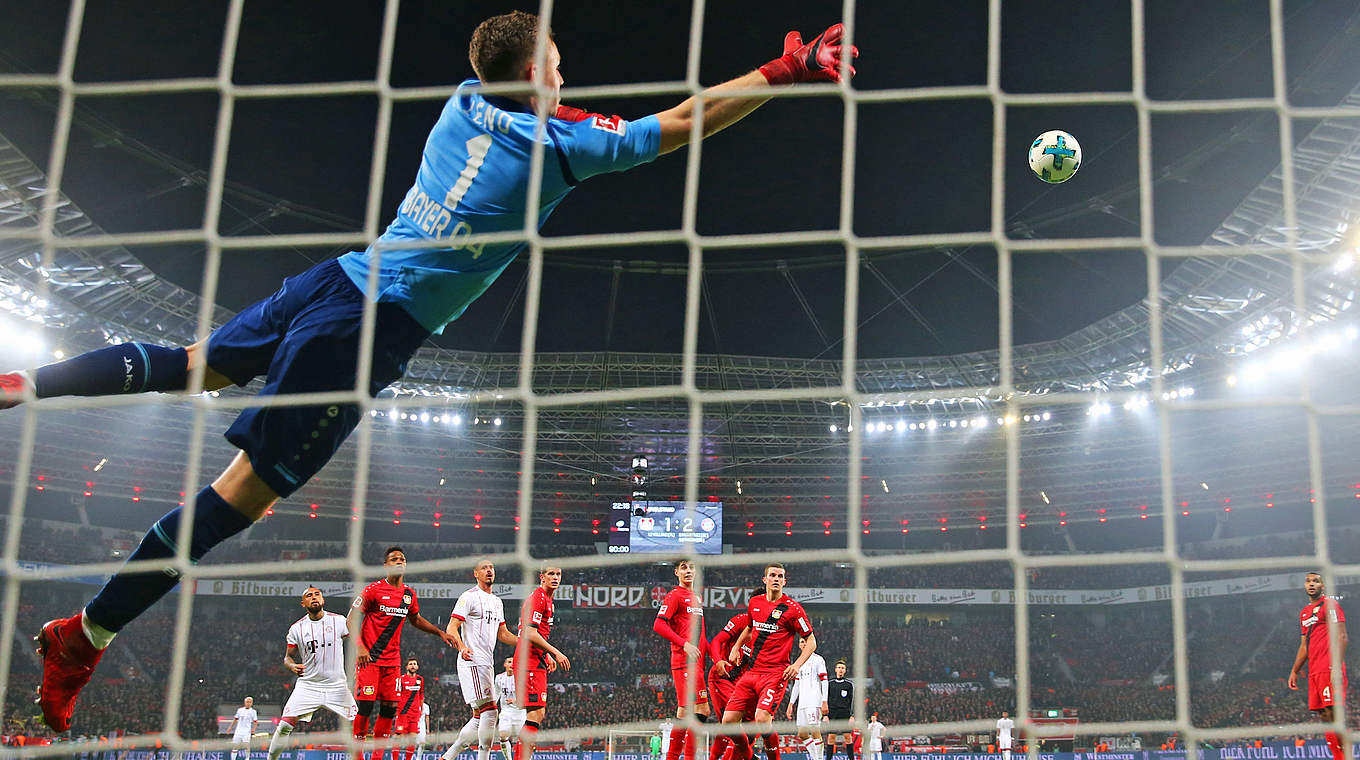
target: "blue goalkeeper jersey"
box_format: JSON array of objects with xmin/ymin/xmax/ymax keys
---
[{"xmin": 338, "ymin": 79, "xmax": 661, "ymax": 333}]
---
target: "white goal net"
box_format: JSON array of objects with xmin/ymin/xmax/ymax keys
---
[{"xmin": 1, "ymin": 1, "xmax": 1358, "ymax": 760}]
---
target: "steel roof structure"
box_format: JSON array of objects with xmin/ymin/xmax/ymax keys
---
[{"xmin": 1, "ymin": 84, "xmax": 1357, "ymax": 533}]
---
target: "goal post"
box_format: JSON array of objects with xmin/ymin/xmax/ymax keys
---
[
  {"xmin": 1028, "ymin": 712, "xmax": 1080, "ymax": 753},
  {"xmin": 608, "ymin": 729, "xmax": 667, "ymax": 760}
]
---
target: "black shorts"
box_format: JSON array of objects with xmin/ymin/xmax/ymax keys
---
[{"xmin": 206, "ymin": 258, "xmax": 429, "ymax": 497}]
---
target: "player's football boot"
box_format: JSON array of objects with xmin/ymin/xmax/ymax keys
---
[
  {"xmin": 0, "ymin": 371, "xmax": 31, "ymax": 409},
  {"xmin": 34, "ymin": 615, "xmax": 104, "ymax": 732}
]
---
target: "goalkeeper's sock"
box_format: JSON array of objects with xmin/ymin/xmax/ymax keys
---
[
  {"xmin": 85, "ymin": 486, "xmax": 252, "ymax": 633},
  {"xmin": 80, "ymin": 614, "xmax": 117, "ymax": 650},
  {"xmin": 34, "ymin": 343, "xmax": 188, "ymax": 398}
]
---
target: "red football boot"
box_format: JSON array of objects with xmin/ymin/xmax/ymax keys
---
[
  {"xmin": 0, "ymin": 372, "xmax": 31, "ymax": 410},
  {"xmin": 34, "ymin": 615, "xmax": 104, "ymax": 732}
]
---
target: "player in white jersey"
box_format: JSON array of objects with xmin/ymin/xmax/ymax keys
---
[
  {"xmin": 786, "ymin": 640, "xmax": 828, "ymax": 760},
  {"xmin": 866, "ymin": 714, "xmax": 885, "ymax": 760},
  {"xmin": 266, "ymin": 587, "xmax": 358, "ymax": 760},
  {"xmin": 417, "ymin": 702, "xmax": 431, "ymax": 757},
  {"xmin": 659, "ymin": 719, "xmax": 674, "ymax": 758},
  {"xmin": 996, "ymin": 712, "xmax": 1015, "ymax": 760},
  {"xmin": 442, "ymin": 560, "xmax": 519, "ymax": 760},
  {"xmin": 495, "ymin": 656, "xmax": 527, "ymax": 760},
  {"xmin": 229, "ymin": 696, "xmax": 258, "ymax": 760}
]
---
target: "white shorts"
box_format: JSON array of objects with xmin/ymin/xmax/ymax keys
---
[
  {"xmin": 499, "ymin": 706, "xmax": 527, "ymax": 734},
  {"xmin": 284, "ymin": 680, "xmax": 360, "ymax": 722},
  {"xmin": 796, "ymin": 707, "xmax": 822, "ymax": 728},
  {"xmin": 232, "ymin": 732, "xmax": 253, "ymax": 744},
  {"xmin": 459, "ymin": 661, "xmax": 496, "ymax": 706}
]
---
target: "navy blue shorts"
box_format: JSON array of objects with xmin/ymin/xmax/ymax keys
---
[{"xmin": 206, "ymin": 258, "xmax": 429, "ymax": 498}]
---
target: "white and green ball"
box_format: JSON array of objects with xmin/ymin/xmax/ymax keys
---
[{"xmin": 1028, "ymin": 130, "xmax": 1082, "ymax": 184}]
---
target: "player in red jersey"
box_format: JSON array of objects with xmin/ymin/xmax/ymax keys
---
[
  {"xmin": 707, "ymin": 609, "xmax": 751, "ymax": 760},
  {"xmin": 1289, "ymin": 572, "xmax": 1349, "ymax": 760},
  {"xmin": 395, "ymin": 658, "xmax": 425, "ymax": 760},
  {"xmin": 514, "ymin": 565, "xmax": 572, "ymax": 760},
  {"xmin": 721, "ymin": 565, "xmax": 816, "ymax": 760},
  {"xmin": 710, "ymin": 606, "xmax": 784, "ymax": 760},
  {"xmin": 349, "ymin": 547, "xmax": 457, "ymax": 760},
  {"xmin": 653, "ymin": 560, "xmax": 711, "ymax": 760}
]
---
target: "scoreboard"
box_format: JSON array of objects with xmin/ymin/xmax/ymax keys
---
[{"xmin": 607, "ymin": 501, "xmax": 723, "ymax": 554}]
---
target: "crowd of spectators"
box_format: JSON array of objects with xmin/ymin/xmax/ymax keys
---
[
  {"xmin": 1190, "ymin": 679, "xmax": 1360, "ymax": 728},
  {"xmin": 16, "ymin": 528, "xmax": 1352, "ymax": 594},
  {"xmin": 7, "ymin": 514, "xmax": 1358, "ymax": 594},
  {"xmin": 8, "ymin": 586, "xmax": 1356, "ymax": 745},
  {"xmin": 4, "ymin": 515, "xmax": 1359, "ymax": 748}
]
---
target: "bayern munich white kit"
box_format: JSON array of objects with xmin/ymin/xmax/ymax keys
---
[
  {"xmin": 996, "ymin": 716, "xmax": 1014, "ymax": 749},
  {"xmin": 867, "ymin": 719, "xmax": 885, "ymax": 760},
  {"xmin": 789, "ymin": 653, "xmax": 828, "ymax": 726},
  {"xmin": 232, "ymin": 705, "xmax": 258, "ymax": 743},
  {"xmin": 495, "ymin": 671, "xmax": 526, "ymax": 734},
  {"xmin": 284, "ymin": 611, "xmax": 358, "ymax": 721},
  {"xmin": 451, "ymin": 586, "xmax": 506, "ymax": 706}
]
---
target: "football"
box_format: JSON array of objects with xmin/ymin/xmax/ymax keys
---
[{"xmin": 1029, "ymin": 130, "xmax": 1082, "ymax": 184}]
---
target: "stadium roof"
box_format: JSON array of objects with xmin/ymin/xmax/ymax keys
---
[{"xmin": 0, "ymin": 3, "xmax": 1358, "ymax": 533}]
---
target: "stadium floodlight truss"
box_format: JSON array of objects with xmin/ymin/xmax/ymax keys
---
[
  {"xmin": 4, "ymin": 82, "xmax": 1360, "ymax": 403},
  {"xmin": 0, "ymin": 75, "xmax": 1358, "ymax": 527},
  {"xmin": 0, "ymin": 135, "xmax": 236, "ymax": 349}
]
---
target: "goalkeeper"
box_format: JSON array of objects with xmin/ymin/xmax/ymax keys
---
[{"xmin": 13, "ymin": 10, "xmax": 857, "ymax": 733}]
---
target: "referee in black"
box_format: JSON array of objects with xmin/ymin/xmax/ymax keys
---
[{"xmin": 826, "ymin": 658, "xmax": 856, "ymax": 760}]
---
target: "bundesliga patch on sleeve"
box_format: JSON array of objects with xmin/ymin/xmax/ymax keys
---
[{"xmin": 591, "ymin": 114, "xmax": 625, "ymax": 135}]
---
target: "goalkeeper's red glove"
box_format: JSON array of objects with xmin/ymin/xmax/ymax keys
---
[
  {"xmin": 554, "ymin": 104, "xmax": 591, "ymax": 121},
  {"xmin": 758, "ymin": 23, "xmax": 858, "ymax": 85}
]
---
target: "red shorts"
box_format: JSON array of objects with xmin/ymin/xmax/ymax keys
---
[
  {"xmin": 1309, "ymin": 668, "xmax": 1348, "ymax": 710},
  {"xmin": 514, "ymin": 662, "xmax": 549, "ymax": 710},
  {"xmin": 354, "ymin": 663, "xmax": 402, "ymax": 702},
  {"xmin": 725, "ymin": 669, "xmax": 787, "ymax": 717},
  {"xmin": 708, "ymin": 664, "xmax": 734, "ymax": 714},
  {"xmin": 394, "ymin": 714, "xmax": 421, "ymax": 734},
  {"xmin": 672, "ymin": 665, "xmax": 709, "ymax": 707}
]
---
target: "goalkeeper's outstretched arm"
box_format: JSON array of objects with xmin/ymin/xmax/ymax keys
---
[{"xmin": 652, "ymin": 23, "xmax": 858, "ymax": 155}]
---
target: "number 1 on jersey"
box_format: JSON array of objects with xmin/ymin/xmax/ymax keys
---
[{"xmin": 445, "ymin": 134, "xmax": 493, "ymax": 210}]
